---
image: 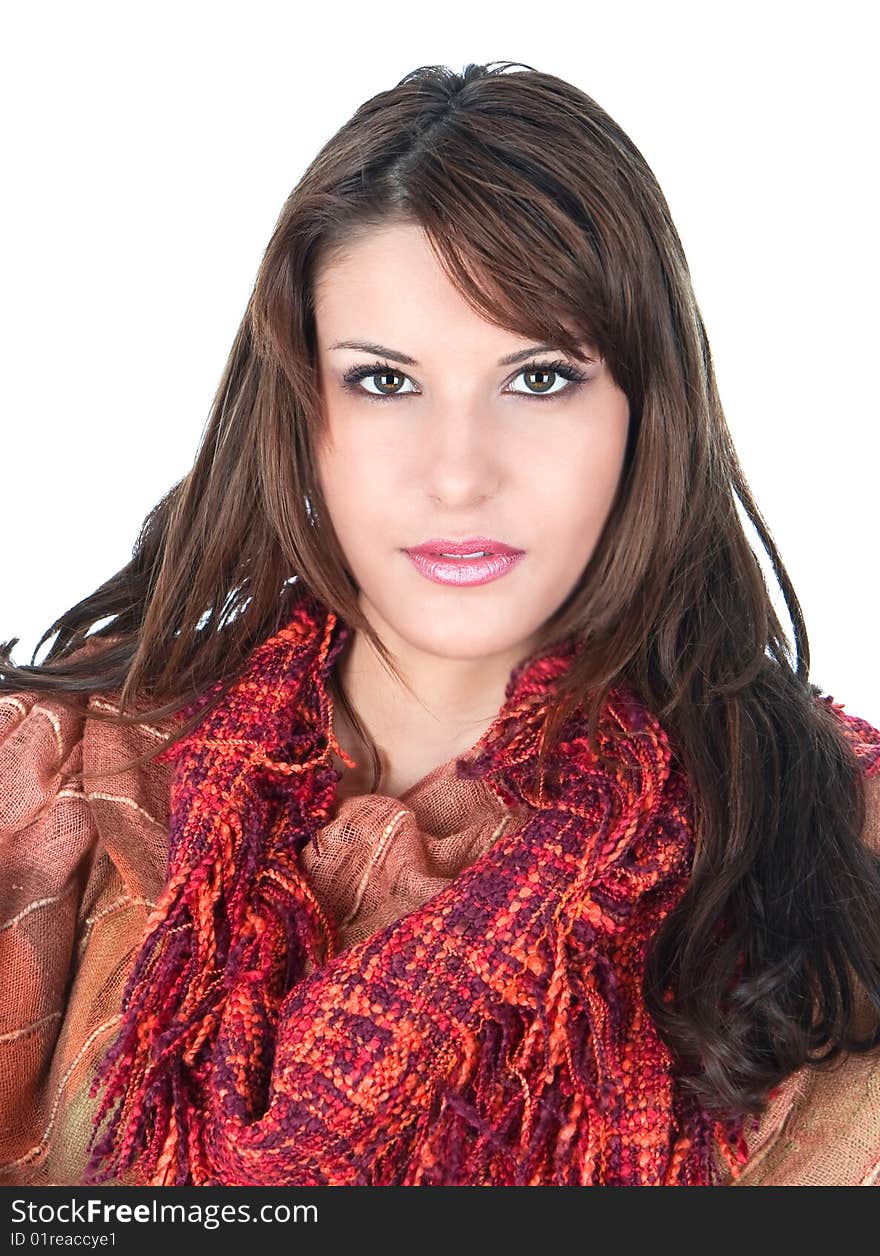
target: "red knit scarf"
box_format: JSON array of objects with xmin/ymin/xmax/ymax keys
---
[{"xmin": 84, "ymin": 590, "xmax": 760, "ymax": 1185}]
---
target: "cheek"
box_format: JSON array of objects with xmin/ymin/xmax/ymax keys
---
[
  {"xmin": 532, "ymin": 426, "xmax": 627, "ymax": 535},
  {"xmin": 316, "ymin": 422, "xmax": 397, "ymax": 538}
]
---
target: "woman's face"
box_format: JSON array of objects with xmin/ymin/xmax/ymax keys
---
[{"xmin": 313, "ymin": 221, "xmax": 630, "ymax": 664}]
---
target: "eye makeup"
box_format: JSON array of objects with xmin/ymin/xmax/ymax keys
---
[{"xmin": 339, "ymin": 358, "xmax": 591, "ymax": 404}]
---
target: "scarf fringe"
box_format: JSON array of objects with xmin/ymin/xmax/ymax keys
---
[
  {"xmin": 86, "ymin": 600, "xmax": 352, "ymax": 1185},
  {"xmin": 84, "ymin": 594, "xmax": 759, "ymax": 1186},
  {"xmin": 392, "ymin": 898, "xmax": 749, "ymax": 1185}
]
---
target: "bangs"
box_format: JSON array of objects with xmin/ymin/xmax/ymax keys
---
[
  {"xmin": 422, "ymin": 215, "xmax": 606, "ymax": 365},
  {"xmin": 391, "ymin": 120, "xmax": 615, "ymax": 364}
]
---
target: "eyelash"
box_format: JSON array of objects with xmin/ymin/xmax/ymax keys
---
[{"xmin": 340, "ymin": 358, "xmax": 589, "ymax": 404}]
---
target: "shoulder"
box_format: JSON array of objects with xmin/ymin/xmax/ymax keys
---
[
  {"xmin": 818, "ymin": 693, "xmax": 880, "ymax": 776},
  {"xmin": 0, "ymin": 634, "xmax": 118, "ymax": 834},
  {"xmin": 0, "ymin": 661, "xmax": 178, "ymax": 1185},
  {"xmin": 0, "ymin": 690, "xmax": 88, "ymax": 834},
  {"xmin": 78, "ymin": 691, "xmax": 178, "ymax": 888},
  {"xmin": 727, "ymin": 698, "xmax": 880, "ymax": 1185},
  {"xmin": 813, "ymin": 692, "xmax": 880, "ymax": 851},
  {"xmin": 861, "ymin": 768, "xmax": 880, "ymax": 855},
  {"xmin": 0, "ymin": 646, "xmax": 178, "ymax": 873}
]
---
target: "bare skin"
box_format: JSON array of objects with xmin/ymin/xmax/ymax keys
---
[
  {"xmin": 328, "ymin": 631, "xmax": 508, "ymax": 799},
  {"xmin": 313, "ymin": 220, "xmax": 631, "ymax": 800}
]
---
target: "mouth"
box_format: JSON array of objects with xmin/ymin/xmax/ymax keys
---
[
  {"xmin": 404, "ymin": 536, "xmax": 524, "ymax": 559},
  {"xmin": 402, "ymin": 539, "xmax": 525, "ymax": 588}
]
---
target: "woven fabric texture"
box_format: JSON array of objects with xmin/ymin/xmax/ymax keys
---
[
  {"xmin": 298, "ymin": 763, "xmax": 521, "ymax": 964},
  {"xmin": 1, "ymin": 607, "xmax": 880, "ymax": 1185},
  {"xmin": 79, "ymin": 599, "xmax": 752, "ymax": 1186},
  {"xmin": 0, "ymin": 680, "xmax": 520, "ymax": 1186}
]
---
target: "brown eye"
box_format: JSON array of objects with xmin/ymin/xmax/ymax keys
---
[
  {"xmin": 523, "ymin": 368, "xmax": 556, "ymax": 394},
  {"xmin": 341, "ymin": 362, "xmax": 418, "ymax": 401},
  {"xmin": 341, "ymin": 356, "xmax": 587, "ymax": 405},
  {"xmin": 372, "ymin": 368, "xmax": 406, "ymax": 395},
  {"xmin": 507, "ymin": 359, "xmax": 586, "ymax": 399}
]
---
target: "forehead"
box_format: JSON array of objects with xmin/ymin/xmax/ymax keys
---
[
  {"xmin": 313, "ymin": 222, "xmax": 522, "ymax": 351},
  {"xmin": 315, "ymin": 221, "xmax": 443, "ymax": 289},
  {"xmin": 312, "ymin": 219, "xmax": 596, "ymax": 366}
]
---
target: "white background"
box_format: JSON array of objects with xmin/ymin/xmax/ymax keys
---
[{"xmin": 2, "ymin": 0, "xmax": 877, "ymax": 724}]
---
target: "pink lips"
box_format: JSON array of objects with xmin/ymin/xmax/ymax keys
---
[{"xmin": 403, "ymin": 537, "xmax": 525, "ymax": 587}]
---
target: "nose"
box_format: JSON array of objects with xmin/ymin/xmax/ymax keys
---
[{"xmin": 420, "ymin": 403, "xmax": 502, "ymax": 509}]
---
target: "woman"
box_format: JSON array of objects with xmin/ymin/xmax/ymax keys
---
[{"xmin": 2, "ymin": 60, "xmax": 879, "ymax": 1187}]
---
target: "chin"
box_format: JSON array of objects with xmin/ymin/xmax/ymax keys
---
[{"xmin": 398, "ymin": 614, "xmax": 534, "ymax": 660}]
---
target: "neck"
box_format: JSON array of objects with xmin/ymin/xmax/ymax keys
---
[{"xmin": 330, "ymin": 608, "xmax": 541, "ymax": 784}]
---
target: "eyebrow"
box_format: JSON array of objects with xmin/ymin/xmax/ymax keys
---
[{"xmin": 327, "ymin": 340, "xmax": 596, "ymax": 366}]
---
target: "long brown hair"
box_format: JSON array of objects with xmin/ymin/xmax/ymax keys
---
[{"xmin": 3, "ymin": 60, "xmax": 879, "ymax": 1118}]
